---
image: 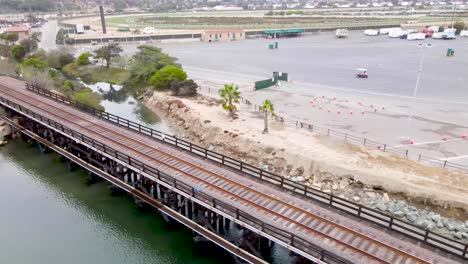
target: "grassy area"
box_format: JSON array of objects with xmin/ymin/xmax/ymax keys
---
[
  {"xmin": 62, "ymin": 63, "xmax": 130, "ymax": 85},
  {"xmin": 101, "ymin": 10, "xmax": 467, "ymax": 30}
]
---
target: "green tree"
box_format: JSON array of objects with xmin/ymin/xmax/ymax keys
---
[
  {"xmin": 259, "ymin": 99, "xmax": 275, "ymax": 133},
  {"xmin": 3, "ymin": 33, "xmax": 18, "ymax": 45},
  {"xmin": 10, "ymin": 45, "xmax": 26, "ymax": 61},
  {"xmin": 129, "ymin": 45, "xmax": 178, "ymax": 86},
  {"xmin": 94, "ymin": 43, "xmax": 123, "ymax": 68},
  {"xmin": 219, "ymin": 84, "xmax": 241, "ymax": 116},
  {"xmin": 20, "ymin": 58, "xmax": 48, "ymax": 71},
  {"xmin": 453, "ymin": 21, "xmax": 465, "ymax": 35},
  {"xmin": 149, "ymin": 65, "xmax": 187, "ymax": 90},
  {"xmin": 56, "ymin": 29, "xmax": 65, "ymax": 44},
  {"xmin": 76, "ymin": 52, "xmax": 91, "ymax": 65}
]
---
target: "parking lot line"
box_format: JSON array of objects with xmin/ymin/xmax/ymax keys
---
[{"xmin": 439, "ymin": 155, "xmax": 468, "ymax": 161}]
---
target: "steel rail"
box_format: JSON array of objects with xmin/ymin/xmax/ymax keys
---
[{"xmin": 0, "ymin": 85, "xmax": 432, "ymax": 264}]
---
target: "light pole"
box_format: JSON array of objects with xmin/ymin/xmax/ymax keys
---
[{"xmin": 405, "ymin": 43, "xmax": 432, "ymax": 142}]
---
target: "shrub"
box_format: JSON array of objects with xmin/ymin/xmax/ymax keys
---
[
  {"xmin": 21, "ymin": 58, "xmax": 48, "ymax": 71},
  {"xmin": 22, "ymin": 67, "xmax": 54, "ymax": 90},
  {"xmin": 72, "ymin": 88, "xmax": 104, "ymax": 111},
  {"xmin": 10, "ymin": 45, "xmax": 26, "ymax": 61},
  {"xmin": 170, "ymin": 79, "xmax": 198, "ymax": 97},
  {"xmin": 149, "ymin": 65, "xmax": 187, "ymax": 91},
  {"xmin": 77, "ymin": 52, "xmax": 91, "ymax": 65},
  {"xmin": 47, "ymin": 50, "xmax": 75, "ymax": 69}
]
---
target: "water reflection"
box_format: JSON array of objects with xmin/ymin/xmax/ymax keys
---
[{"xmin": 83, "ymin": 82, "xmax": 170, "ymax": 133}]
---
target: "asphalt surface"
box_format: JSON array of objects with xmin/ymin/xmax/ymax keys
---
[
  {"xmin": 73, "ymin": 32, "xmax": 468, "ymax": 168},
  {"xmin": 37, "ymin": 20, "xmax": 58, "ymax": 51}
]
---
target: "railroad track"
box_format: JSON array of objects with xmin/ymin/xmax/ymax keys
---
[{"xmin": 0, "ymin": 84, "xmax": 436, "ymax": 264}]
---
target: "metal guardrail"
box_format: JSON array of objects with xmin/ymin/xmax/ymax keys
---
[
  {"xmin": 197, "ymin": 86, "xmax": 468, "ymax": 173},
  {"xmin": 0, "ymin": 91, "xmax": 348, "ymax": 264},
  {"xmin": 25, "ymin": 84, "xmax": 468, "ymax": 260}
]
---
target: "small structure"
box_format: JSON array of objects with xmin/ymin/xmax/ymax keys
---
[
  {"xmin": 201, "ymin": 29, "xmax": 245, "ymax": 42},
  {"xmin": 262, "ymin": 29, "xmax": 304, "ymax": 38},
  {"xmin": 4, "ymin": 24, "xmax": 30, "ymax": 41}
]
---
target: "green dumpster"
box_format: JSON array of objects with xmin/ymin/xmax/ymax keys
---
[
  {"xmin": 274, "ymin": 42, "xmax": 278, "ymax": 49},
  {"xmin": 268, "ymin": 44, "xmax": 274, "ymax": 49},
  {"xmin": 447, "ymin": 48, "xmax": 454, "ymax": 56}
]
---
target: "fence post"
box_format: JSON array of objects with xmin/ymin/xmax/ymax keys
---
[
  {"xmin": 296, "ymin": 121, "xmax": 298, "ymax": 127},
  {"xmin": 405, "ymin": 149, "xmax": 408, "ymax": 158},
  {"xmin": 327, "ymin": 129, "xmax": 330, "ymax": 136},
  {"xmin": 443, "ymin": 160, "xmax": 447, "ymax": 168},
  {"xmin": 383, "ymin": 144, "xmax": 386, "ymax": 152},
  {"xmin": 423, "ymin": 230, "xmax": 429, "ymax": 242},
  {"xmin": 418, "ymin": 154, "xmax": 421, "ymax": 161},
  {"xmin": 363, "ymin": 138, "xmax": 366, "ymax": 145}
]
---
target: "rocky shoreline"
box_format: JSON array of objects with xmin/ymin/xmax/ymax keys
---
[{"xmin": 144, "ymin": 91, "xmax": 468, "ymax": 243}]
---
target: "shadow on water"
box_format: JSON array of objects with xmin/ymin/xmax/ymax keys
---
[
  {"xmin": 0, "ymin": 141, "xmax": 234, "ymax": 264},
  {"xmin": 85, "ymin": 82, "xmax": 170, "ymax": 133}
]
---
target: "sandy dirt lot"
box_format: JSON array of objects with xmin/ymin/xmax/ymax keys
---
[{"xmin": 145, "ymin": 91, "xmax": 468, "ymax": 214}]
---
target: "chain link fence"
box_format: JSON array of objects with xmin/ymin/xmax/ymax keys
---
[{"xmin": 197, "ymin": 86, "xmax": 468, "ymax": 173}]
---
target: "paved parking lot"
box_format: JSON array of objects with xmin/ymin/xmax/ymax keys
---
[{"xmin": 84, "ymin": 32, "xmax": 468, "ymax": 168}]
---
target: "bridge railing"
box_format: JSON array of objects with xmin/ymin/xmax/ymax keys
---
[
  {"xmin": 24, "ymin": 83, "xmax": 468, "ymax": 260},
  {"xmin": 0, "ymin": 94, "xmax": 351, "ymax": 264}
]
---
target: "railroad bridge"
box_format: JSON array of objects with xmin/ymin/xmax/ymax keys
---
[{"xmin": 0, "ymin": 76, "xmax": 466, "ymax": 264}]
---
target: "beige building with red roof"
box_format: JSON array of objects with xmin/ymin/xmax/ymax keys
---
[
  {"xmin": 201, "ymin": 29, "xmax": 245, "ymax": 42},
  {"xmin": 5, "ymin": 24, "xmax": 30, "ymax": 41}
]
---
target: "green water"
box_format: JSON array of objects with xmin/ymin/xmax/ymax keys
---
[{"xmin": 0, "ymin": 141, "xmax": 232, "ymax": 264}]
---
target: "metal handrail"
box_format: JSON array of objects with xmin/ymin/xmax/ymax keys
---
[
  {"xmin": 0, "ymin": 94, "xmax": 349, "ymax": 264},
  {"xmin": 24, "ymin": 83, "xmax": 468, "ymax": 260}
]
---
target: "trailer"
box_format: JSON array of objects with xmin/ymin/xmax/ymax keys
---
[
  {"xmin": 407, "ymin": 33, "xmax": 425, "ymax": 40},
  {"xmin": 432, "ymin": 32, "xmax": 444, "ymax": 39},
  {"xmin": 388, "ymin": 29, "xmax": 404, "ymax": 38},
  {"xmin": 460, "ymin": 30, "xmax": 468, "ymax": 37},
  {"xmin": 443, "ymin": 32, "xmax": 456, "ymax": 40},
  {"xmin": 428, "ymin": 26, "xmax": 440, "ymax": 32},
  {"xmin": 380, "ymin": 27, "xmax": 400, "ymax": 34},
  {"xmin": 364, "ymin": 29, "xmax": 379, "ymax": 36},
  {"xmin": 75, "ymin": 24, "xmax": 85, "ymax": 34}
]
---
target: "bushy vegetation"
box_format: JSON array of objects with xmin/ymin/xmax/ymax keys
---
[
  {"xmin": 47, "ymin": 49, "xmax": 75, "ymax": 69},
  {"xmin": 63, "ymin": 63, "xmax": 130, "ymax": 85},
  {"xmin": 453, "ymin": 21, "xmax": 465, "ymax": 35},
  {"xmin": 0, "ymin": 33, "xmax": 18, "ymax": 44},
  {"xmin": 149, "ymin": 65, "xmax": 187, "ymax": 90},
  {"xmin": 127, "ymin": 45, "xmax": 179, "ymax": 95},
  {"xmin": 72, "ymin": 88, "xmax": 104, "ymax": 111},
  {"xmin": 0, "ymin": 0, "xmax": 55, "ymax": 13},
  {"xmin": 20, "ymin": 58, "xmax": 48, "ymax": 71},
  {"xmin": 94, "ymin": 43, "xmax": 123, "ymax": 68},
  {"xmin": 76, "ymin": 52, "xmax": 91, "ymax": 65},
  {"xmin": 171, "ymin": 79, "xmax": 198, "ymax": 97},
  {"xmin": 10, "ymin": 45, "xmax": 26, "ymax": 61}
]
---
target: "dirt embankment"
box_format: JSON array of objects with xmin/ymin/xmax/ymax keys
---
[{"xmin": 144, "ymin": 91, "xmax": 468, "ymax": 241}]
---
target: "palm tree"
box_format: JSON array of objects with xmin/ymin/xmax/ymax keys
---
[
  {"xmin": 260, "ymin": 99, "xmax": 275, "ymax": 133},
  {"xmin": 219, "ymin": 84, "xmax": 241, "ymax": 116}
]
